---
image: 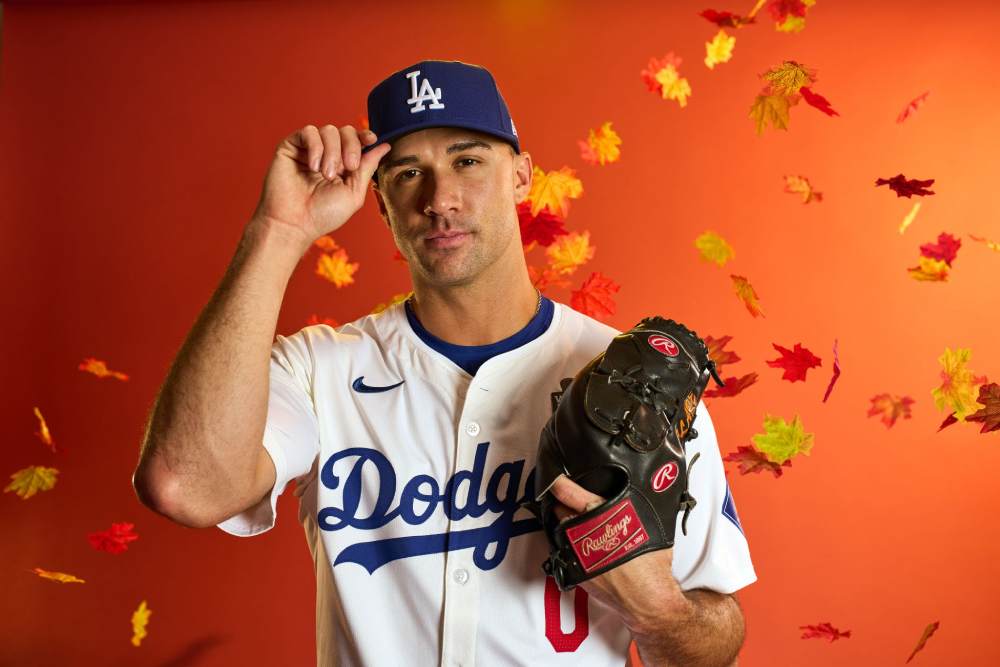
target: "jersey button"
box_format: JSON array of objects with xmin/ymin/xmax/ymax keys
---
[
  {"xmin": 453, "ymin": 568, "xmax": 470, "ymax": 585},
  {"xmin": 465, "ymin": 421, "xmax": 481, "ymax": 437}
]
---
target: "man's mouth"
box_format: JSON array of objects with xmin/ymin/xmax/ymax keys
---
[{"xmin": 424, "ymin": 231, "xmax": 471, "ymax": 249}]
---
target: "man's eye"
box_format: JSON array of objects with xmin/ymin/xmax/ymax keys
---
[
  {"xmin": 457, "ymin": 158, "xmax": 479, "ymax": 167},
  {"xmin": 398, "ymin": 169, "xmax": 419, "ymax": 181}
]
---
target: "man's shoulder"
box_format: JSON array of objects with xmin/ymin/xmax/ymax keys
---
[
  {"xmin": 276, "ymin": 302, "xmax": 403, "ymax": 353},
  {"xmin": 550, "ymin": 299, "xmax": 622, "ymax": 341}
]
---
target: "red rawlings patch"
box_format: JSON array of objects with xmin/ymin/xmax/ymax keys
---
[
  {"xmin": 565, "ymin": 499, "xmax": 650, "ymax": 573},
  {"xmin": 651, "ymin": 462, "xmax": 679, "ymax": 492},
  {"xmin": 648, "ymin": 334, "xmax": 679, "ymax": 357}
]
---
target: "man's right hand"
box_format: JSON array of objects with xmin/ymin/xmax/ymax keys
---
[{"xmin": 251, "ymin": 124, "xmax": 391, "ymax": 249}]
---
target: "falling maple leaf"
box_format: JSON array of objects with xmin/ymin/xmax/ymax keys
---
[
  {"xmin": 371, "ymin": 292, "xmax": 411, "ymax": 315},
  {"xmin": 919, "ymin": 232, "xmax": 961, "ymax": 266},
  {"xmin": 5, "ymin": 466, "xmax": 59, "ymax": 499},
  {"xmin": 897, "ymin": 91, "xmax": 930, "ymax": 124},
  {"xmin": 313, "ymin": 235, "xmax": 339, "ymax": 252},
  {"xmin": 31, "ymin": 567, "xmax": 85, "ymax": 584},
  {"xmin": 799, "ymin": 86, "xmax": 839, "ymax": 116},
  {"xmin": 966, "ymin": 383, "xmax": 1000, "ymax": 434},
  {"xmin": 571, "ymin": 272, "xmax": 620, "ymax": 320},
  {"xmin": 698, "ymin": 8, "xmax": 759, "ymax": 27},
  {"xmin": 767, "ymin": 343, "xmax": 821, "ymax": 382},
  {"xmin": 88, "ymin": 522, "xmax": 139, "ymax": 555},
  {"xmin": 723, "ymin": 444, "xmax": 791, "ymax": 477},
  {"xmin": 749, "ymin": 92, "xmax": 793, "ymax": 135},
  {"xmin": 704, "ymin": 372, "xmax": 758, "ymax": 398},
  {"xmin": 641, "ymin": 53, "xmax": 691, "ymax": 107},
  {"xmin": 33, "ymin": 407, "xmax": 55, "ymax": 452},
  {"xmin": 875, "ymin": 174, "xmax": 935, "ymax": 198},
  {"xmin": 528, "ymin": 265, "xmax": 572, "ymax": 292},
  {"xmin": 579, "ymin": 121, "xmax": 622, "ymax": 166},
  {"xmin": 704, "ymin": 334, "xmax": 741, "ymax": 369},
  {"xmin": 705, "ymin": 29, "xmax": 736, "ymax": 69},
  {"xmin": 905, "ymin": 621, "xmax": 939, "ymax": 664},
  {"xmin": 132, "ymin": 600, "xmax": 152, "ymax": 647},
  {"xmin": 751, "ymin": 413, "xmax": 814, "ymax": 464},
  {"xmin": 695, "ymin": 231, "xmax": 735, "ymax": 266},
  {"xmin": 968, "ymin": 233, "xmax": 1000, "ymax": 252},
  {"xmin": 761, "ymin": 60, "xmax": 815, "ymax": 96},
  {"xmin": 867, "ymin": 393, "xmax": 915, "ymax": 428},
  {"xmin": 899, "ymin": 202, "xmax": 921, "ymax": 234},
  {"xmin": 79, "ymin": 358, "xmax": 129, "ymax": 381},
  {"xmin": 769, "ymin": 0, "xmax": 816, "ymax": 32},
  {"xmin": 527, "ymin": 165, "xmax": 584, "ymax": 218},
  {"xmin": 546, "ymin": 231, "xmax": 595, "ymax": 275},
  {"xmin": 821, "ymin": 338, "xmax": 840, "ymax": 402},
  {"xmin": 783, "ymin": 175, "xmax": 822, "ymax": 203},
  {"xmin": 800, "ymin": 622, "xmax": 851, "ymax": 641},
  {"xmin": 730, "ymin": 275, "xmax": 765, "ymax": 317},
  {"xmin": 316, "ymin": 248, "xmax": 359, "ymax": 288},
  {"xmin": 306, "ymin": 314, "xmax": 340, "ymax": 327},
  {"xmin": 907, "ymin": 256, "xmax": 949, "ymax": 282},
  {"xmin": 932, "ymin": 347, "xmax": 983, "ymax": 421},
  {"xmin": 518, "ymin": 201, "xmax": 569, "ymax": 249}
]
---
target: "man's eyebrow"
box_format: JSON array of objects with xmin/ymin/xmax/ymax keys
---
[{"xmin": 381, "ymin": 140, "xmax": 493, "ymax": 173}]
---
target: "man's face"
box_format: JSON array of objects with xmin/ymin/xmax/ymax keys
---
[{"xmin": 372, "ymin": 127, "xmax": 532, "ymax": 288}]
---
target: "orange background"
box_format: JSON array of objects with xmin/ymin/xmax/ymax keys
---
[{"xmin": 2, "ymin": 1, "xmax": 999, "ymax": 665}]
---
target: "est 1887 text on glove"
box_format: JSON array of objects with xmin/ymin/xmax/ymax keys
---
[{"xmin": 525, "ymin": 316, "xmax": 725, "ymax": 591}]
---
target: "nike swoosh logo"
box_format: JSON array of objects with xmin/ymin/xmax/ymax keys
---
[{"xmin": 352, "ymin": 376, "xmax": 405, "ymax": 393}]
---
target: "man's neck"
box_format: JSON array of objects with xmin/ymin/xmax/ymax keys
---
[{"xmin": 407, "ymin": 277, "xmax": 540, "ymax": 346}]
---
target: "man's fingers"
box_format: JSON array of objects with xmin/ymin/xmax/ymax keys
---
[
  {"xmin": 359, "ymin": 140, "xmax": 390, "ymax": 184},
  {"xmin": 319, "ymin": 125, "xmax": 344, "ymax": 179},
  {"xmin": 549, "ymin": 475, "xmax": 605, "ymax": 514}
]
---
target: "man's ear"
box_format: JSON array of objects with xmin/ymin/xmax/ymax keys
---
[
  {"xmin": 371, "ymin": 182, "xmax": 390, "ymax": 227},
  {"xmin": 513, "ymin": 151, "xmax": 533, "ymax": 204}
]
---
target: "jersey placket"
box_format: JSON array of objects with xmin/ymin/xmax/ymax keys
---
[{"xmin": 439, "ymin": 379, "xmax": 488, "ymax": 667}]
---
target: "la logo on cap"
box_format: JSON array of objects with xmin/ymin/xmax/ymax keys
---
[{"xmin": 406, "ymin": 70, "xmax": 444, "ymax": 113}]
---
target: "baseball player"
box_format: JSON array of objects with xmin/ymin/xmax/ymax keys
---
[{"xmin": 133, "ymin": 60, "xmax": 756, "ymax": 667}]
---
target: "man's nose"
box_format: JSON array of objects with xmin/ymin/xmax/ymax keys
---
[{"xmin": 421, "ymin": 171, "xmax": 462, "ymax": 217}]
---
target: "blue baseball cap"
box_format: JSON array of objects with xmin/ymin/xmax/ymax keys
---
[{"xmin": 361, "ymin": 60, "xmax": 520, "ymax": 165}]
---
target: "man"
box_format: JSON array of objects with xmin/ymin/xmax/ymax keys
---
[{"xmin": 132, "ymin": 59, "xmax": 756, "ymax": 666}]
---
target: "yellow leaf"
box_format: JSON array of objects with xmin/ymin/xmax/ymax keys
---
[
  {"xmin": 584, "ymin": 122, "xmax": 622, "ymax": 166},
  {"xmin": 131, "ymin": 600, "xmax": 151, "ymax": 647},
  {"xmin": 33, "ymin": 407, "xmax": 54, "ymax": 449},
  {"xmin": 730, "ymin": 274, "xmax": 765, "ymax": 317},
  {"xmin": 527, "ymin": 165, "xmax": 584, "ymax": 218},
  {"xmin": 749, "ymin": 94, "xmax": 792, "ymax": 135},
  {"xmin": 371, "ymin": 292, "xmax": 411, "ymax": 314},
  {"xmin": 705, "ymin": 29, "xmax": 736, "ymax": 69},
  {"xmin": 969, "ymin": 233, "xmax": 1000, "ymax": 252},
  {"xmin": 694, "ymin": 231, "xmax": 735, "ymax": 266},
  {"xmin": 546, "ymin": 231, "xmax": 595, "ymax": 275},
  {"xmin": 932, "ymin": 348, "xmax": 982, "ymax": 420},
  {"xmin": 31, "ymin": 567, "xmax": 85, "ymax": 583},
  {"xmin": 783, "ymin": 175, "xmax": 822, "ymax": 203},
  {"xmin": 655, "ymin": 65, "xmax": 692, "ymax": 107},
  {"xmin": 5, "ymin": 466, "xmax": 59, "ymax": 499},
  {"xmin": 751, "ymin": 414, "xmax": 814, "ymax": 464},
  {"xmin": 899, "ymin": 202, "xmax": 921, "ymax": 234},
  {"xmin": 315, "ymin": 249, "xmax": 359, "ymax": 288},
  {"xmin": 78, "ymin": 358, "xmax": 129, "ymax": 381},
  {"xmin": 907, "ymin": 256, "xmax": 949, "ymax": 282},
  {"xmin": 313, "ymin": 235, "xmax": 340, "ymax": 252},
  {"xmin": 762, "ymin": 61, "xmax": 814, "ymax": 96}
]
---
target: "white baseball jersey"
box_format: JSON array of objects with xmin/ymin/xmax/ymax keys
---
[{"xmin": 216, "ymin": 298, "xmax": 756, "ymax": 667}]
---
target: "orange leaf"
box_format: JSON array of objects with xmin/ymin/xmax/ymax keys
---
[
  {"xmin": 315, "ymin": 248, "xmax": 359, "ymax": 288},
  {"xmin": 907, "ymin": 256, "xmax": 949, "ymax": 282},
  {"xmin": 704, "ymin": 372, "xmax": 758, "ymax": 398},
  {"xmin": 79, "ymin": 358, "xmax": 129, "ymax": 381},
  {"xmin": 528, "ymin": 265, "xmax": 572, "ymax": 292},
  {"xmin": 783, "ymin": 175, "xmax": 823, "ymax": 203},
  {"xmin": 905, "ymin": 621, "xmax": 940, "ymax": 664},
  {"xmin": 704, "ymin": 335, "xmax": 741, "ymax": 369},
  {"xmin": 969, "ymin": 233, "xmax": 1000, "ymax": 252},
  {"xmin": 579, "ymin": 121, "xmax": 622, "ymax": 166},
  {"xmin": 570, "ymin": 272, "xmax": 620, "ymax": 320},
  {"xmin": 33, "ymin": 407, "xmax": 56, "ymax": 452},
  {"xmin": 723, "ymin": 445, "xmax": 791, "ymax": 477},
  {"xmin": 88, "ymin": 522, "xmax": 139, "ymax": 555},
  {"xmin": 867, "ymin": 393, "xmax": 915, "ymax": 428},
  {"xmin": 313, "ymin": 235, "xmax": 339, "ymax": 252},
  {"xmin": 527, "ymin": 165, "xmax": 584, "ymax": 218},
  {"xmin": 766, "ymin": 343, "xmax": 822, "ymax": 382},
  {"xmin": 31, "ymin": 567, "xmax": 85, "ymax": 583},
  {"xmin": 546, "ymin": 231, "xmax": 595, "ymax": 275},
  {"xmin": 730, "ymin": 275, "xmax": 765, "ymax": 317}
]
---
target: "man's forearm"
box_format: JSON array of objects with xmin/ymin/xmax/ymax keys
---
[
  {"xmin": 133, "ymin": 218, "xmax": 306, "ymax": 524},
  {"xmin": 631, "ymin": 589, "xmax": 745, "ymax": 667}
]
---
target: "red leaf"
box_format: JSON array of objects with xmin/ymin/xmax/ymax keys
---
[
  {"xmin": 897, "ymin": 91, "xmax": 930, "ymax": 124},
  {"xmin": 938, "ymin": 412, "xmax": 959, "ymax": 431},
  {"xmin": 800, "ymin": 86, "xmax": 840, "ymax": 117},
  {"xmin": 766, "ymin": 343, "xmax": 822, "ymax": 382},
  {"xmin": 704, "ymin": 334, "xmax": 742, "ymax": 369},
  {"xmin": 87, "ymin": 522, "xmax": 139, "ymax": 555},
  {"xmin": 570, "ymin": 272, "xmax": 620, "ymax": 320},
  {"xmin": 867, "ymin": 393, "xmax": 915, "ymax": 428},
  {"xmin": 875, "ymin": 174, "xmax": 936, "ymax": 198},
  {"xmin": 724, "ymin": 445, "xmax": 791, "ymax": 477},
  {"xmin": 517, "ymin": 201, "xmax": 569, "ymax": 247},
  {"xmin": 822, "ymin": 339, "xmax": 841, "ymax": 402},
  {"xmin": 919, "ymin": 232, "xmax": 961, "ymax": 266},
  {"xmin": 767, "ymin": 0, "xmax": 807, "ymax": 22},
  {"xmin": 800, "ymin": 622, "xmax": 852, "ymax": 641},
  {"xmin": 699, "ymin": 8, "xmax": 756, "ymax": 27},
  {"xmin": 966, "ymin": 383, "xmax": 1000, "ymax": 434},
  {"xmin": 905, "ymin": 621, "xmax": 940, "ymax": 664},
  {"xmin": 528, "ymin": 265, "xmax": 572, "ymax": 292},
  {"xmin": 704, "ymin": 372, "xmax": 758, "ymax": 398}
]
